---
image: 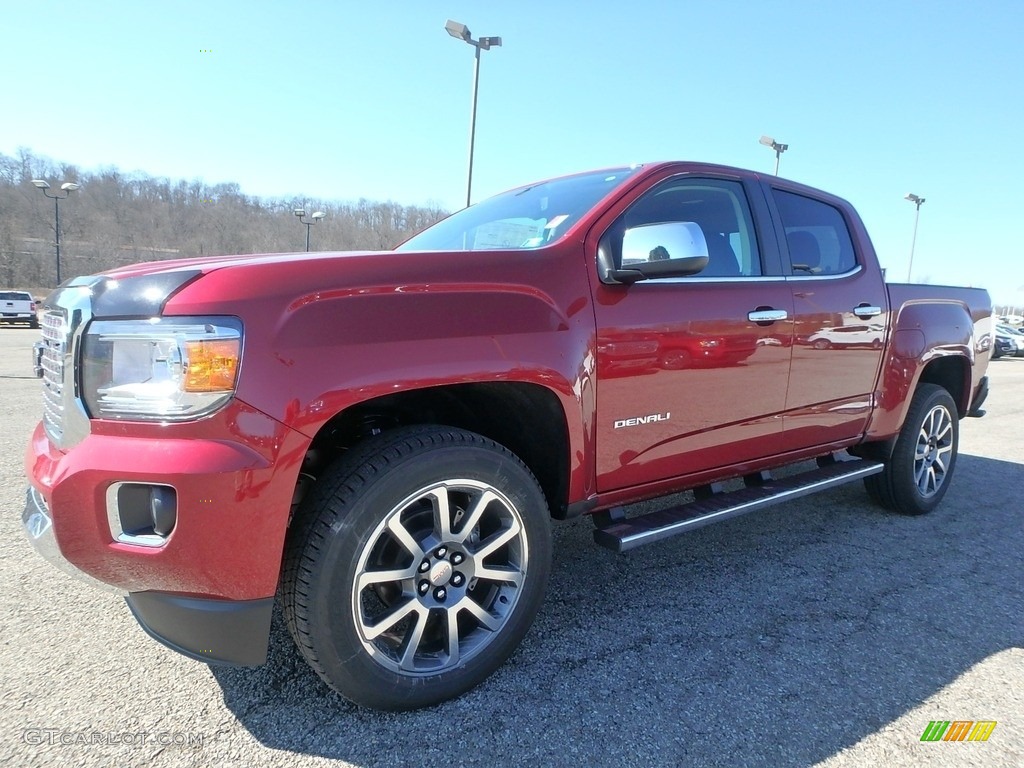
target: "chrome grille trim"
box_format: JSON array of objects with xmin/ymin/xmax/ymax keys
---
[
  {"xmin": 40, "ymin": 311, "xmax": 68, "ymax": 444},
  {"xmin": 38, "ymin": 277, "xmax": 103, "ymax": 450}
]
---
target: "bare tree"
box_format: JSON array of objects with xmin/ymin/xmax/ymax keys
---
[{"xmin": 0, "ymin": 148, "xmax": 449, "ymax": 292}]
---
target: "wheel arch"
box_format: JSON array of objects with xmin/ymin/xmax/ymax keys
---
[
  {"xmin": 290, "ymin": 381, "xmax": 572, "ymax": 528},
  {"xmin": 855, "ymin": 351, "xmax": 971, "ymax": 462},
  {"xmin": 917, "ymin": 354, "xmax": 970, "ymax": 416}
]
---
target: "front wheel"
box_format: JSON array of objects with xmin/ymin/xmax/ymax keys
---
[
  {"xmin": 864, "ymin": 383, "xmax": 959, "ymax": 515},
  {"xmin": 282, "ymin": 426, "xmax": 552, "ymax": 711}
]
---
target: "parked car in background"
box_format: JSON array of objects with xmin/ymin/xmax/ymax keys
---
[
  {"xmin": 995, "ymin": 324, "xmax": 1024, "ymax": 357},
  {"xmin": 992, "ymin": 334, "xmax": 1015, "ymax": 359},
  {"xmin": 0, "ymin": 290, "xmax": 38, "ymax": 328},
  {"xmin": 805, "ymin": 323, "xmax": 885, "ymax": 349}
]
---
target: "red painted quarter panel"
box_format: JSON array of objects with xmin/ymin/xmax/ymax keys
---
[{"xmin": 865, "ymin": 287, "xmax": 991, "ymax": 441}]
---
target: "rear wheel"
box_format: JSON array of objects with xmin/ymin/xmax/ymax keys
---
[
  {"xmin": 282, "ymin": 425, "xmax": 552, "ymax": 711},
  {"xmin": 864, "ymin": 383, "xmax": 958, "ymax": 515}
]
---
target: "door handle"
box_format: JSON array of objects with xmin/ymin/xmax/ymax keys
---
[
  {"xmin": 853, "ymin": 305, "xmax": 882, "ymax": 318},
  {"xmin": 748, "ymin": 309, "xmax": 788, "ymax": 323}
]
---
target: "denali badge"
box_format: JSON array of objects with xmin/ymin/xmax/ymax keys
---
[{"xmin": 614, "ymin": 412, "xmax": 671, "ymax": 429}]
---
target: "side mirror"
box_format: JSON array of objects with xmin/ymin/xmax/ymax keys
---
[{"xmin": 602, "ymin": 222, "xmax": 710, "ymax": 284}]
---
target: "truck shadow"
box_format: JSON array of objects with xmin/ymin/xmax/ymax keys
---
[{"xmin": 211, "ymin": 452, "xmax": 1023, "ymax": 766}]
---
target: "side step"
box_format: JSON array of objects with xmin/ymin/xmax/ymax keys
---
[{"xmin": 593, "ymin": 458, "xmax": 884, "ymax": 553}]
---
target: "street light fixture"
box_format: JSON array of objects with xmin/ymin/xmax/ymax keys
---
[
  {"xmin": 759, "ymin": 135, "xmax": 789, "ymax": 176},
  {"xmin": 905, "ymin": 193, "xmax": 926, "ymax": 281},
  {"xmin": 444, "ymin": 18, "xmax": 502, "ymax": 208},
  {"xmin": 31, "ymin": 178, "xmax": 80, "ymax": 285},
  {"xmin": 294, "ymin": 208, "xmax": 326, "ymax": 252}
]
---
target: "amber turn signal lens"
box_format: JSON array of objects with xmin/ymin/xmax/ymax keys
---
[{"xmin": 183, "ymin": 339, "xmax": 240, "ymax": 392}]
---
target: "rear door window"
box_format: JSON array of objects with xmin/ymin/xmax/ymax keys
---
[{"xmin": 772, "ymin": 190, "xmax": 858, "ymax": 275}]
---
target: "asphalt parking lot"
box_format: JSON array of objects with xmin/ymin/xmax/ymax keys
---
[{"xmin": 0, "ymin": 325, "xmax": 1020, "ymax": 767}]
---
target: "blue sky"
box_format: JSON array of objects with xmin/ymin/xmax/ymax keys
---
[{"xmin": 4, "ymin": 0, "xmax": 1023, "ymax": 306}]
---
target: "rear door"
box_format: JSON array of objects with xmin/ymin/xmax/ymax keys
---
[
  {"xmin": 591, "ymin": 172, "xmax": 794, "ymax": 492},
  {"xmin": 765, "ymin": 186, "xmax": 889, "ymax": 449}
]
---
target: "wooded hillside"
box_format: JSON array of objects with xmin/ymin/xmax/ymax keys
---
[{"xmin": 0, "ymin": 148, "xmax": 449, "ymax": 294}]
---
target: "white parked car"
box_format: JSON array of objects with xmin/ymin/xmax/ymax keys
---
[
  {"xmin": 0, "ymin": 290, "xmax": 38, "ymax": 328},
  {"xmin": 806, "ymin": 323, "xmax": 884, "ymax": 350}
]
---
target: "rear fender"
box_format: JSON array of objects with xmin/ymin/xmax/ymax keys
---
[{"xmin": 864, "ymin": 300, "xmax": 974, "ymax": 441}]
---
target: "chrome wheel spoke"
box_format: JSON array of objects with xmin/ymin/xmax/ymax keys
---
[
  {"xmin": 387, "ymin": 515, "xmax": 425, "ymax": 561},
  {"xmin": 475, "ymin": 565, "xmax": 524, "ymax": 587},
  {"xmin": 473, "ymin": 521, "xmax": 521, "ymax": 561},
  {"xmin": 363, "ymin": 598, "xmax": 419, "ymax": 641},
  {"xmin": 454, "ymin": 490, "xmax": 498, "ymax": 543},
  {"xmin": 460, "ymin": 597, "xmax": 501, "ymax": 631},
  {"xmin": 427, "ymin": 486, "xmax": 453, "ymax": 540},
  {"xmin": 356, "ymin": 566, "xmax": 417, "ymax": 593},
  {"xmin": 445, "ymin": 606, "xmax": 461, "ymax": 665},
  {"xmin": 934, "ymin": 444, "xmax": 953, "ymax": 473},
  {"xmin": 398, "ymin": 606, "xmax": 429, "ymax": 671},
  {"xmin": 914, "ymin": 459, "xmax": 928, "ymax": 488}
]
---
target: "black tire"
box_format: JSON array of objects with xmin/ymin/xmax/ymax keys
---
[
  {"xmin": 281, "ymin": 425, "xmax": 552, "ymax": 711},
  {"xmin": 864, "ymin": 383, "xmax": 958, "ymax": 515}
]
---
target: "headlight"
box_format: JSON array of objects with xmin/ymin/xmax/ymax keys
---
[{"xmin": 81, "ymin": 316, "xmax": 242, "ymax": 421}]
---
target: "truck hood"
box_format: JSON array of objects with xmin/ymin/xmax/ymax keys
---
[
  {"xmin": 101, "ymin": 249, "xmax": 389, "ymax": 280},
  {"xmin": 49, "ymin": 249, "xmax": 401, "ymax": 319}
]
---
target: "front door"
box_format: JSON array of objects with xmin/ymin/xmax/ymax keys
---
[{"xmin": 592, "ymin": 175, "xmax": 794, "ymax": 492}]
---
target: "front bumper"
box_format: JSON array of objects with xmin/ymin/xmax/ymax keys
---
[
  {"xmin": 22, "ymin": 487, "xmax": 271, "ymax": 665},
  {"xmin": 22, "ymin": 485, "xmax": 124, "ymax": 593},
  {"xmin": 23, "ymin": 401, "xmax": 309, "ymax": 665}
]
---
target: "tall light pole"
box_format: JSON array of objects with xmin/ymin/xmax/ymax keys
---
[
  {"xmin": 31, "ymin": 179, "xmax": 80, "ymax": 285},
  {"xmin": 293, "ymin": 208, "xmax": 325, "ymax": 252},
  {"xmin": 905, "ymin": 193, "xmax": 925, "ymax": 281},
  {"xmin": 445, "ymin": 19, "xmax": 502, "ymax": 208},
  {"xmin": 759, "ymin": 135, "xmax": 789, "ymax": 175}
]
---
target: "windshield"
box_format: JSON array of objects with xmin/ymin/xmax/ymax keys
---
[{"xmin": 396, "ymin": 167, "xmax": 641, "ymax": 252}]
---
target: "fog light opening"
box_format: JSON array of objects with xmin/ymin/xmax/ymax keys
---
[{"xmin": 106, "ymin": 483, "xmax": 178, "ymax": 547}]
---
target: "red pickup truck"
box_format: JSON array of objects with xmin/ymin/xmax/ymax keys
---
[{"xmin": 24, "ymin": 162, "xmax": 991, "ymax": 711}]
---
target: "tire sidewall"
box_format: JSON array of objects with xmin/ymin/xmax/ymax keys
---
[{"xmin": 303, "ymin": 438, "xmax": 552, "ymax": 711}]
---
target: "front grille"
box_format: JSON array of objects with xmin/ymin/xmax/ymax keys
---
[{"xmin": 40, "ymin": 311, "xmax": 68, "ymax": 443}]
